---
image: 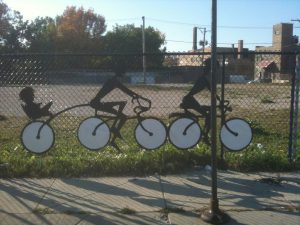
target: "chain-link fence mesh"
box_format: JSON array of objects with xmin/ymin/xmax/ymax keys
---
[{"xmin": 0, "ymin": 52, "xmax": 297, "ymax": 156}]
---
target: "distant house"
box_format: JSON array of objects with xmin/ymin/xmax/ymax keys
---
[
  {"xmin": 173, "ymin": 23, "xmax": 299, "ymax": 83},
  {"xmin": 177, "ymin": 40, "xmax": 255, "ymax": 82},
  {"xmin": 255, "ymin": 23, "xmax": 299, "ymax": 83}
]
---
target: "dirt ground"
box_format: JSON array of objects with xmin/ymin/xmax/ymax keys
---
[{"xmin": 0, "ymin": 83, "xmax": 291, "ymax": 118}]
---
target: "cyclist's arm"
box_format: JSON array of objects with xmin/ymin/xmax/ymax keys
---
[{"xmin": 116, "ymin": 81, "xmax": 139, "ymax": 98}]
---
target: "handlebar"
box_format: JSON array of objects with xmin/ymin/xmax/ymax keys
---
[
  {"xmin": 218, "ymin": 100, "xmax": 232, "ymax": 113},
  {"xmin": 132, "ymin": 95, "xmax": 152, "ymax": 116}
]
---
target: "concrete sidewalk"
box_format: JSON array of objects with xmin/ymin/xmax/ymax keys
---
[{"xmin": 0, "ymin": 170, "xmax": 299, "ymax": 225}]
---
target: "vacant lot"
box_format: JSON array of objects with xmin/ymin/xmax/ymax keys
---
[{"xmin": 0, "ymin": 83, "xmax": 291, "ymax": 117}]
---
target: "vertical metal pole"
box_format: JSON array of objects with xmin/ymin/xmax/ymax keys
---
[
  {"xmin": 210, "ymin": 0, "xmax": 218, "ymax": 213},
  {"xmin": 220, "ymin": 54, "xmax": 226, "ymax": 163},
  {"xmin": 202, "ymin": 28, "xmax": 206, "ymax": 64},
  {"xmin": 201, "ymin": 1, "xmax": 230, "ymax": 223},
  {"xmin": 142, "ymin": 16, "xmax": 146, "ymax": 84},
  {"xmin": 293, "ymin": 55, "xmax": 300, "ymax": 160},
  {"xmin": 288, "ymin": 69, "xmax": 296, "ymax": 161},
  {"xmin": 289, "ymin": 54, "xmax": 300, "ymax": 161},
  {"xmin": 203, "ymin": 28, "xmax": 206, "ymax": 55}
]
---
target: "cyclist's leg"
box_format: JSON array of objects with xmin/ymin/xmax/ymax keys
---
[
  {"xmin": 181, "ymin": 95, "xmax": 209, "ymax": 117},
  {"xmin": 95, "ymin": 101, "xmax": 127, "ymax": 142},
  {"xmin": 181, "ymin": 96, "xmax": 211, "ymax": 144},
  {"xmin": 111, "ymin": 101, "xmax": 127, "ymax": 140}
]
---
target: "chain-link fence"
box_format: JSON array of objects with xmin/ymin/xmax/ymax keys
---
[{"xmin": 0, "ymin": 52, "xmax": 297, "ymax": 157}]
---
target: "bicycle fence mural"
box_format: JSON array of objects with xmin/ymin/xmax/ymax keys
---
[
  {"xmin": 19, "ymin": 57, "xmax": 252, "ymax": 154},
  {"xmin": 0, "ymin": 52, "xmax": 298, "ymax": 160}
]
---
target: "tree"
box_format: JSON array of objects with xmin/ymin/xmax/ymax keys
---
[
  {"xmin": 104, "ymin": 24, "xmax": 166, "ymax": 70},
  {"xmin": 25, "ymin": 17, "xmax": 57, "ymax": 52},
  {"xmin": 0, "ymin": 1, "xmax": 27, "ymax": 52},
  {"xmin": 0, "ymin": 1, "xmax": 10, "ymax": 38},
  {"xmin": 55, "ymin": 6, "xmax": 106, "ymax": 52}
]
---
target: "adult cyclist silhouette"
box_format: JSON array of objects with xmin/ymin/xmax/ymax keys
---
[
  {"xmin": 90, "ymin": 63, "xmax": 150, "ymax": 150},
  {"xmin": 180, "ymin": 58, "xmax": 221, "ymax": 144}
]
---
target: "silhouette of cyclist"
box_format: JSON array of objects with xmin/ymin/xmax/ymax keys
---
[
  {"xmin": 180, "ymin": 58, "xmax": 221, "ymax": 143},
  {"xmin": 90, "ymin": 64, "xmax": 149, "ymax": 150},
  {"xmin": 19, "ymin": 86, "xmax": 53, "ymax": 120}
]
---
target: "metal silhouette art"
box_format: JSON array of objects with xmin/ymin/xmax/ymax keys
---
[
  {"xmin": 179, "ymin": 58, "xmax": 219, "ymax": 143},
  {"xmin": 79, "ymin": 69, "xmax": 167, "ymax": 151},
  {"xmin": 19, "ymin": 87, "xmax": 53, "ymax": 120},
  {"xmin": 168, "ymin": 58, "xmax": 252, "ymax": 151},
  {"xmin": 20, "ymin": 69, "xmax": 167, "ymax": 154},
  {"xmin": 20, "ymin": 60, "xmax": 252, "ymax": 154},
  {"xmin": 89, "ymin": 70, "xmax": 149, "ymax": 150}
]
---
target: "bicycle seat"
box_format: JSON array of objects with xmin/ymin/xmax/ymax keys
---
[{"xmin": 169, "ymin": 110, "xmax": 198, "ymax": 120}]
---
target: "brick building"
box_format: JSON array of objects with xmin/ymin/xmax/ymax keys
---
[{"xmin": 255, "ymin": 23, "xmax": 298, "ymax": 82}]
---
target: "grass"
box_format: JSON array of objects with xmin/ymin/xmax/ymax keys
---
[
  {"xmin": 0, "ymin": 84, "xmax": 299, "ymax": 178},
  {"xmin": 260, "ymin": 96, "xmax": 275, "ymax": 104}
]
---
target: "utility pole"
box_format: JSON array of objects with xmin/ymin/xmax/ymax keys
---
[
  {"xmin": 201, "ymin": 0, "xmax": 230, "ymax": 223},
  {"xmin": 193, "ymin": 27, "xmax": 208, "ymax": 63},
  {"xmin": 142, "ymin": 16, "xmax": 146, "ymax": 83},
  {"xmin": 198, "ymin": 27, "xmax": 208, "ymax": 64}
]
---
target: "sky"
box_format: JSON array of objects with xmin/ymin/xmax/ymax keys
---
[{"xmin": 3, "ymin": 0, "xmax": 300, "ymax": 52}]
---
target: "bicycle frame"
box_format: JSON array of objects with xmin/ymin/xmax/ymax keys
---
[
  {"xmin": 92, "ymin": 111, "xmax": 153, "ymax": 137},
  {"xmin": 34, "ymin": 102, "xmax": 153, "ymax": 139},
  {"xmin": 36, "ymin": 103, "xmax": 90, "ymax": 139},
  {"xmin": 170, "ymin": 101, "xmax": 238, "ymax": 137}
]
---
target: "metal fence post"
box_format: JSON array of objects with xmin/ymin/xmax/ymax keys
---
[
  {"xmin": 201, "ymin": 0, "xmax": 230, "ymax": 223},
  {"xmin": 220, "ymin": 54, "xmax": 226, "ymax": 165},
  {"xmin": 289, "ymin": 54, "xmax": 300, "ymax": 162}
]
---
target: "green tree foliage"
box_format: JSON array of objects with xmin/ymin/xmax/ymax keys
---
[
  {"xmin": 25, "ymin": 17, "xmax": 57, "ymax": 52},
  {"xmin": 104, "ymin": 24, "xmax": 166, "ymax": 70},
  {"xmin": 0, "ymin": 1, "xmax": 11, "ymax": 40},
  {"xmin": 0, "ymin": 1, "xmax": 167, "ymax": 69},
  {"xmin": 0, "ymin": 0, "xmax": 27, "ymax": 52}
]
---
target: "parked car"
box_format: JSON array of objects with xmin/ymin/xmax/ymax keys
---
[{"xmin": 229, "ymin": 75, "xmax": 248, "ymax": 83}]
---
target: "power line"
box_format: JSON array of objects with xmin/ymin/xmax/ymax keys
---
[
  {"xmin": 106, "ymin": 17, "xmax": 140, "ymax": 22},
  {"xmin": 105, "ymin": 17, "xmax": 300, "ymax": 31},
  {"xmin": 166, "ymin": 39, "xmax": 299, "ymax": 50},
  {"xmin": 165, "ymin": 39, "xmax": 292, "ymax": 46},
  {"xmin": 147, "ymin": 17, "xmax": 203, "ymax": 27},
  {"xmin": 147, "ymin": 17, "xmax": 300, "ymax": 30}
]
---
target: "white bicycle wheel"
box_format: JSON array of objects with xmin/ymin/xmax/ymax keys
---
[
  {"xmin": 77, "ymin": 117, "xmax": 110, "ymax": 151},
  {"xmin": 21, "ymin": 121, "xmax": 54, "ymax": 154},
  {"xmin": 168, "ymin": 117, "xmax": 202, "ymax": 149},
  {"xmin": 135, "ymin": 118, "xmax": 167, "ymax": 150},
  {"xmin": 220, "ymin": 118, "xmax": 252, "ymax": 151}
]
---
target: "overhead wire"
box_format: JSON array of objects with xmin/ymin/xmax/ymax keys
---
[{"xmin": 105, "ymin": 17, "xmax": 300, "ymax": 49}]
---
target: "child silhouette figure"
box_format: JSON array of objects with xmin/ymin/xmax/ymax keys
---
[{"xmin": 19, "ymin": 87, "xmax": 53, "ymax": 120}]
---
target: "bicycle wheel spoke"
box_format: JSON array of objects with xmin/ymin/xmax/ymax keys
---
[
  {"xmin": 21, "ymin": 121, "xmax": 54, "ymax": 154},
  {"xmin": 169, "ymin": 117, "xmax": 202, "ymax": 150},
  {"xmin": 78, "ymin": 117, "xmax": 110, "ymax": 151},
  {"xmin": 220, "ymin": 118, "xmax": 252, "ymax": 151},
  {"xmin": 135, "ymin": 118, "xmax": 166, "ymax": 150}
]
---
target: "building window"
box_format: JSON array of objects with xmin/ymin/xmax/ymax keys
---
[{"xmin": 274, "ymin": 30, "xmax": 280, "ymax": 35}]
